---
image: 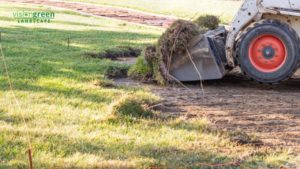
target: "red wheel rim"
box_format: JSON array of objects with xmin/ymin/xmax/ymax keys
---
[{"xmin": 248, "ymin": 34, "xmax": 287, "ymax": 73}]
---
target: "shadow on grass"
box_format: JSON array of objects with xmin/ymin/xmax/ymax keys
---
[
  {"xmin": 0, "ymin": 120, "xmax": 244, "ymax": 169},
  {"xmin": 0, "ymin": 112, "xmax": 32, "ymax": 125},
  {"xmin": 0, "ymin": 26, "xmax": 157, "ymax": 102}
]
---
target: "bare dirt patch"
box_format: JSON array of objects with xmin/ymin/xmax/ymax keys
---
[
  {"xmin": 115, "ymin": 69, "xmax": 300, "ymax": 153},
  {"xmin": 1, "ymin": 0, "xmax": 175, "ymax": 27}
]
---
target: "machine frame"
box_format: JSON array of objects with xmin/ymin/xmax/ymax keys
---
[{"xmin": 226, "ymin": 0, "xmax": 300, "ymax": 67}]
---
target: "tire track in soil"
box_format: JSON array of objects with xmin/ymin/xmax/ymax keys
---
[
  {"xmin": 1, "ymin": 0, "xmax": 175, "ymax": 28},
  {"xmin": 115, "ymin": 70, "xmax": 300, "ymax": 153}
]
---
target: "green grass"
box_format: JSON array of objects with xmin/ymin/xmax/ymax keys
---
[
  {"xmin": 64, "ymin": 0, "xmax": 242, "ymax": 23},
  {"xmin": 0, "ymin": 2, "xmax": 296, "ymax": 169}
]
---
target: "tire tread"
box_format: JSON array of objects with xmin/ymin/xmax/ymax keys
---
[{"xmin": 235, "ymin": 19, "xmax": 300, "ymax": 84}]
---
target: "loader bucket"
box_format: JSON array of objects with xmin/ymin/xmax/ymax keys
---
[{"xmin": 169, "ymin": 27, "xmax": 227, "ymax": 81}]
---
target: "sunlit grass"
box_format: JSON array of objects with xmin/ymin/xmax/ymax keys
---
[
  {"xmin": 63, "ymin": 0, "xmax": 242, "ymax": 23},
  {"xmin": 0, "ymin": 2, "xmax": 296, "ymax": 169}
]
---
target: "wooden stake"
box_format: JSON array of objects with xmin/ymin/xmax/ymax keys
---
[
  {"xmin": 28, "ymin": 148, "xmax": 33, "ymax": 169},
  {"xmin": 67, "ymin": 37, "xmax": 70, "ymax": 49}
]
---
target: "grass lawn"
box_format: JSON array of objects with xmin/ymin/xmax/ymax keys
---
[
  {"xmin": 64, "ymin": 0, "xmax": 242, "ymax": 23},
  {"xmin": 0, "ymin": 2, "xmax": 296, "ymax": 169}
]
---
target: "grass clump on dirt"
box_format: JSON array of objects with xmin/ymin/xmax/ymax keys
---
[
  {"xmin": 86, "ymin": 46, "xmax": 142, "ymax": 60},
  {"xmin": 105, "ymin": 64, "xmax": 130, "ymax": 78},
  {"xmin": 158, "ymin": 20, "xmax": 200, "ymax": 57},
  {"xmin": 96, "ymin": 78, "xmax": 115, "ymax": 88},
  {"xmin": 108, "ymin": 92, "xmax": 160, "ymax": 119},
  {"xmin": 130, "ymin": 19, "xmax": 202, "ymax": 85},
  {"xmin": 194, "ymin": 15, "xmax": 220, "ymax": 30},
  {"xmin": 144, "ymin": 45, "xmax": 166, "ymax": 85},
  {"xmin": 156, "ymin": 20, "xmax": 201, "ymax": 82},
  {"xmin": 128, "ymin": 45, "xmax": 165, "ymax": 84},
  {"xmin": 229, "ymin": 130, "xmax": 263, "ymax": 146},
  {"xmin": 129, "ymin": 16, "xmax": 221, "ymax": 85},
  {"xmin": 128, "ymin": 56, "xmax": 152, "ymax": 81}
]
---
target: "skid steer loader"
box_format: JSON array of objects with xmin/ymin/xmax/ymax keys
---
[{"xmin": 171, "ymin": 0, "xmax": 300, "ymax": 83}]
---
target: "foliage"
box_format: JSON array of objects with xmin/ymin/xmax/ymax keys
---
[
  {"xmin": 194, "ymin": 15, "xmax": 221, "ymax": 30},
  {"xmin": 128, "ymin": 56, "xmax": 152, "ymax": 80}
]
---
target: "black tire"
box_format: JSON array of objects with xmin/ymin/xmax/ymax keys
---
[{"xmin": 236, "ymin": 20, "xmax": 300, "ymax": 84}]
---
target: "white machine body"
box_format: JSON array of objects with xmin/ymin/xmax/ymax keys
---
[
  {"xmin": 170, "ymin": 0, "xmax": 300, "ymax": 83},
  {"xmin": 226, "ymin": 0, "xmax": 300, "ymax": 67}
]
